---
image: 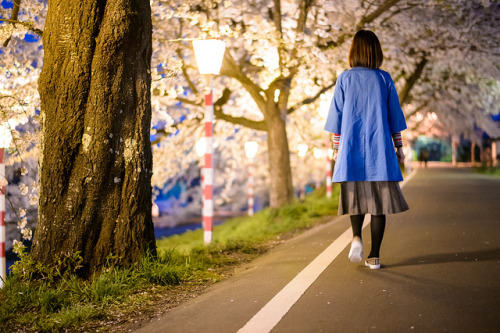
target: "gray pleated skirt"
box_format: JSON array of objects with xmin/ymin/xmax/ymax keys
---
[{"xmin": 338, "ymin": 181, "xmax": 409, "ymax": 215}]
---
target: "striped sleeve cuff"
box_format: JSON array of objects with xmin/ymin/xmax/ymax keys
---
[
  {"xmin": 333, "ymin": 133, "xmax": 340, "ymax": 150},
  {"xmin": 392, "ymin": 132, "xmax": 403, "ymax": 148}
]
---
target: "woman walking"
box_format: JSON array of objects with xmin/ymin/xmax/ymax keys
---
[{"xmin": 324, "ymin": 30, "xmax": 409, "ymax": 269}]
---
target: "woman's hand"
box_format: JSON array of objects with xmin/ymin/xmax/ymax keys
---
[
  {"xmin": 333, "ymin": 151, "xmax": 338, "ymax": 161},
  {"xmin": 396, "ymin": 147, "xmax": 405, "ymax": 164}
]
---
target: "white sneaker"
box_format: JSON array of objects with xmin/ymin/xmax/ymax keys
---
[
  {"xmin": 365, "ymin": 257, "xmax": 381, "ymax": 269},
  {"xmin": 348, "ymin": 237, "xmax": 363, "ymax": 263}
]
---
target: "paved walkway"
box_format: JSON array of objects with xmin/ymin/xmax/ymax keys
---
[{"xmin": 136, "ymin": 167, "xmax": 500, "ymax": 333}]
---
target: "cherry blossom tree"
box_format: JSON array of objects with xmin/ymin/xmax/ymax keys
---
[
  {"xmin": 3, "ymin": 0, "xmax": 157, "ymax": 273},
  {"xmin": 380, "ymin": 0, "xmax": 500, "ymax": 142}
]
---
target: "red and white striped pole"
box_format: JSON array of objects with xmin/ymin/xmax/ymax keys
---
[
  {"xmin": 192, "ymin": 39, "xmax": 226, "ymax": 244},
  {"xmin": 248, "ymin": 158, "xmax": 254, "ymax": 216},
  {"xmin": 202, "ymin": 76, "xmax": 214, "ymax": 244},
  {"xmin": 326, "ymin": 138, "xmax": 332, "ymax": 198},
  {"xmin": 452, "ymin": 135, "xmax": 459, "ymax": 167},
  {"xmin": 244, "ymin": 141, "xmax": 258, "ymax": 216},
  {"xmin": 0, "ymin": 148, "xmax": 6, "ymax": 287}
]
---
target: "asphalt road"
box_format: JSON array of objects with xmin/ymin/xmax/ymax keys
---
[{"xmin": 136, "ymin": 167, "xmax": 500, "ymax": 333}]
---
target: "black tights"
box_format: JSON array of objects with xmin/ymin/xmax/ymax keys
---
[{"xmin": 350, "ymin": 214, "xmax": 386, "ymax": 258}]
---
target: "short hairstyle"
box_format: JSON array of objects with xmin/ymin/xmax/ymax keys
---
[{"xmin": 348, "ymin": 30, "xmax": 383, "ymax": 69}]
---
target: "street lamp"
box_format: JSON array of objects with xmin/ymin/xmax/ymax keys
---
[
  {"xmin": 319, "ymin": 94, "xmax": 334, "ymax": 199},
  {"xmin": 244, "ymin": 141, "xmax": 258, "ymax": 216},
  {"xmin": 297, "ymin": 144, "xmax": 308, "ymax": 200},
  {"xmin": 195, "ymin": 138, "xmax": 206, "ymax": 229},
  {"xmin": 326, "ymin": 139, "xmax": 333, "ymax": 198},
  {"xmin": 313, "ymin": 147, "xmax": 323, "ymax": 189},
  {"xmin": 452, "ymin": 135, "xmax": 459, "ymax": 167},
  {"xmin": 0, "ymin": 123, "xmax": 12, "ymax": 287},
  {"xmin": 193, "ymin": 39, "xmax": 226, "ymax": 244}
]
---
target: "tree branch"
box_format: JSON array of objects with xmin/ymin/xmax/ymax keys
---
[
  {"xmin": 356, "ymin": 0, "xmax": 400, "ymax": 30},
  {"xmin": 0, "ymin": 19, "xmax": 43, "ymax": 37},
  {"xmin": 175, "ymin": 49, "xmax": 199, "ymax": 96},
  {"xmin": 2, "ymin": 0, "xmax": 43, "ymax": 47},
  {"xmin": 151, "ymin": 86, "xmax": 267, "ymax": 146},
  {"xmin": 296, "ymin": 0, "xmax": 314, "ymax": 35},
  {"xmin": 405, "ymin": 100, "xmax": 429, "ymax": 120},
  {"xmin": 288, "ymin": 0, "xmax": 314, "ymax": 78},
  {"xmin": 318, "ymin": 0, "xmax": 401, "ymax": 49},
  {"xmin": 176, "ymin": 97, "xmax": 203, "ymax": 107},
  {"xmin": 272, "ymin": 0, "xmax": 285, "ymax": 72},
  {"xmin": 213, "ymin": 87, "xmax": 267, "ymax": 131},
  {"xmin": 287, "ymin": 80, "xmax": 336, "ymax": 115},
  {"xmin": 214, "ymin": 109, "xmax": 267, "ymax": 131},
  {"xmin": 399, "ymin": 56, "xmax": 428, "ymax": 106},
  {"xmin": 12, "ymin": 0, "xmax": 21, "ymax": 20},
  {"xmin": 220, "ymin": 51, "xmax": 267, "ymax": 115}
]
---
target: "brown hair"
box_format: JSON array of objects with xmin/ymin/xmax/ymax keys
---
[{"xmin": 348, "ymin": 30, "xmax": 383, "ymax": 69}]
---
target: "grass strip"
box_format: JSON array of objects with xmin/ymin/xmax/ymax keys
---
[
  {"xmin": 474, "ymin": 166, "xmax": 500, "ymax": 177},
  {"xmin": 0, "ymin": 185, "xmax": 340, "ymax": 332}
]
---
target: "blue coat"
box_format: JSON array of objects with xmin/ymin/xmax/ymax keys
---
[{"xmin": 324, "ymin": 67, "xmax": 407, "ymax": 182}]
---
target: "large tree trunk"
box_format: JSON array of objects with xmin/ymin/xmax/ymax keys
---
[
  {"xmin": 265, "ymin": 78, "xmax": 294, "ymax": 208},
  {"xmin": 266, "ymin": 112, "xmax": 294, "ymax": 208},
  {"xmin": 31, "ymin": 0, "xmax": 156, "ymax": 275}
]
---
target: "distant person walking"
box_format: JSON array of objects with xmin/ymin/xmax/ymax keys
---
[
  {"xmin": 419, "ymin": 147, "xmax": 429, "ymax": 168},
  {"xmin": 324, "ymin": 30, "xmax": 409, "ymax": 269}
]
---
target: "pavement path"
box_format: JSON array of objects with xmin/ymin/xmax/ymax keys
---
[{"xmin": 136, "ymin": 167, "xmax": 500, "ymax": 333}]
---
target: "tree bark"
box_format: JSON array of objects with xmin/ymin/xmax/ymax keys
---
[
  {"xmin": 265, "ymin": 78, "xmax": 294, "ymax": 208},
  {"xmin": 265, "ymin": 108, "xmax": 294, "ymax": 208},
  {"xmin": 398, "ymin": 56, "xmax": 428, "ymax": 106},
  {"xmin": 31, "ymin": 0, "xmax": 156, "ymax": 275}
]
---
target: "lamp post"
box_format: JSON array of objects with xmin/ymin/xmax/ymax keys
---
[
  {"xmin": 297, "ymin": 144, "xmax": 308, "ymax": 200},
  {"xmin": 452, "ymin": 135, "xmax": 459, "ymax": 167},
  {"xmin": 492, "ymin": 141, "xmax": 497, "ymax": 167},
  {"xmin": 319, "ymin": 95, "xmax": 333, "ymax": 199},
  {"xmin": 195, "ymin": 138, "xmax": 206, "ymax": 225},
  {"xmin": 471, "ymin": 141, "xmax": 476, "ymax": 166},
  {"xmin": 244, "ymin": 141, "xmax": 258, "ymax": 216},
  {"xmin": 193, "ymin": 39, "xmax": 226, "ymax": 244},
  {"xmin": 0, "ymin": 124, "xmax": 12, "ymax": 287},
  {"xmin": 313, "ymin": 147, "xmax": 323, "ymax": 189},
  {"xmin": 326, "ymin": 139, "xmax": 333, "ymax": 198}
]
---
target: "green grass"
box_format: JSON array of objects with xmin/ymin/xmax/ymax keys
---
[
  {"xmin": 1, "ymin": 185, "xmax": 340, "ymax": 332},
  {"xmin": 157, "ymin": 185, "xmax": 340, "ymax": 254},
  {"xmin": 475, "ymin": 166, "xmax": 500, "ymax": 177}
]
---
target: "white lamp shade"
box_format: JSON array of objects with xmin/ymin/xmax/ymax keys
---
[
  {"xmin": 192, "ymin": 39, "xmax": 226, "ymax": 75},
  {"xmin": 245, "ymin": 141, "xmax": 259, "ymax": 159},
  {"xmin": 0, "ymin": 124, "xmax": 12, "ymax": 148},
  {"xmin": 298, "ymin": 144, "xmax": 308, "ymax": 158},
  {"xmin": 195, "ymin": 138, "xmax": 206, "ymax": 157}
]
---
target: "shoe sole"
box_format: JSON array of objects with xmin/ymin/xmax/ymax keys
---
[
  {"xmin": 365, "ymin": 261, "xmax": 381, "ymax": 269},
  {"xmin": 348, "ymin": 242, "xmax": 363, "ymax": 263}
]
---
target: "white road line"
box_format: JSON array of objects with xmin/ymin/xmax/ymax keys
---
[{"xmin": 238, "ymin": 169, "xmax": 417, "ymax": 333}]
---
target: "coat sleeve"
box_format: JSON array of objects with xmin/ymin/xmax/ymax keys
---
[
  {"xmin": 324, "ymin": 75, "xmax": 344, "ymax": 134},
  {"xmin": 386, "ymin": 74, "xmax": 407, "ymax": 133}
]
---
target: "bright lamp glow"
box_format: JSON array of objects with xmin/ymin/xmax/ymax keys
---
[
  {"xmin": 245, "ymin": 141, "xmax": 259, "ymax": 159},
  {"xmin": 327, "ymin": 148, "xmax": 334, "ymax": 159},
  {"xmin": 195, "ymin": 138, "xmax": 206, "ymax": 157},
  {"xmin": 0, "ymin": 124, "xmax": 12, "ymax": 148},
  {"xmin": 313, "ymin": 147, "xmax": 323, "ymax": 159},
  {"xmin": 298, "ymin": 144, "xmax": 308, "ymax": 158},
  {"xmin": 152, "ymin": 203, "xmax": 160, "ymax": 218},
  {"xmin": 192, "ymin": 39, "xmax": 226, "ymax": 75}
]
